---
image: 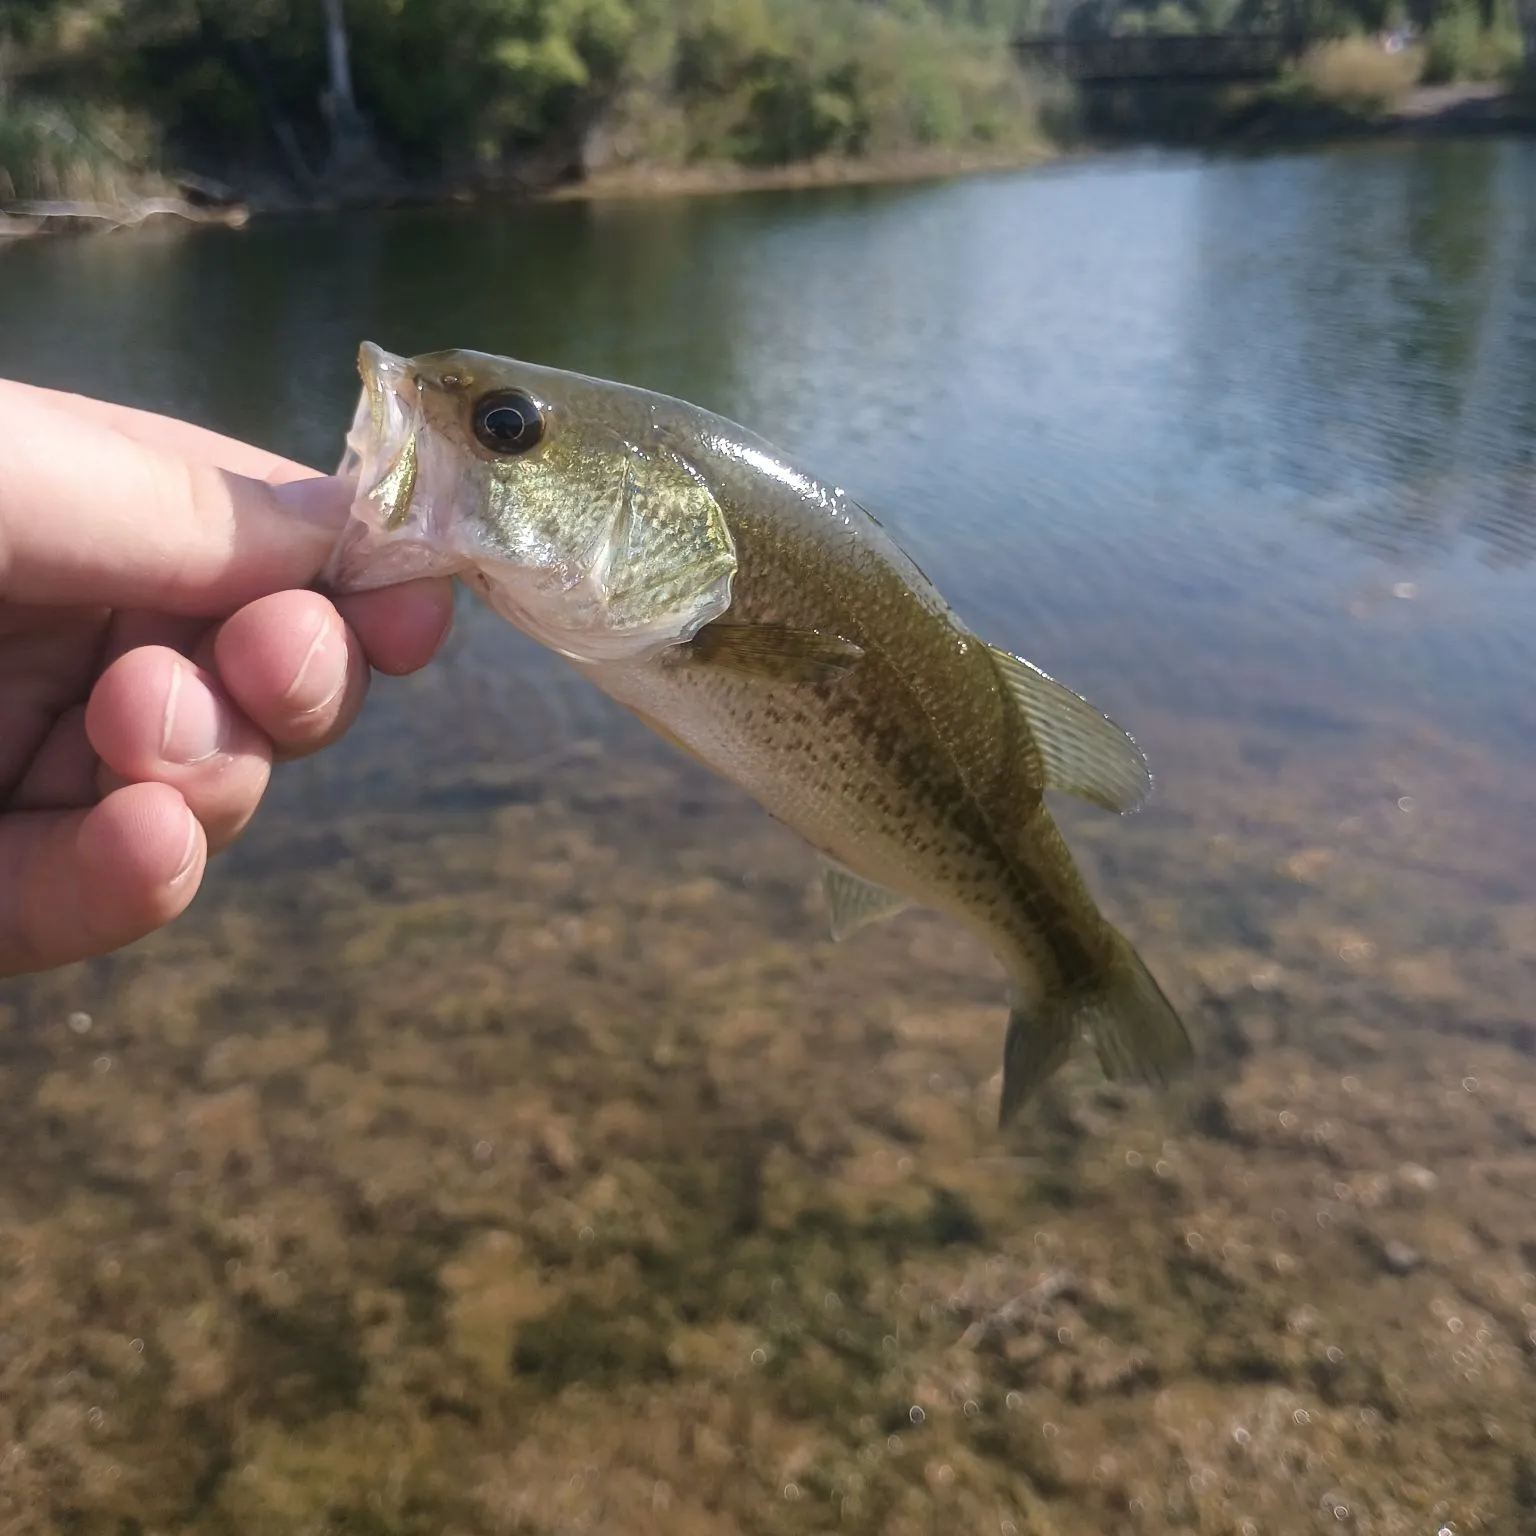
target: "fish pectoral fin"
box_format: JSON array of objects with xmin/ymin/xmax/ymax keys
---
[
  {"xmin": 987, "ymin": 645, "xmax": 1152, "ymax": 814},
  {"xmin": 821, "ymin": 861, "xmax": 911, "ymax": 941},
  {"xmin": 999, "ymin": 931, "xmax": 1193, "ymax": 1126},
  {"xmin": 687, "ymin": 622, "xmax": 865, "ymax": 685}
]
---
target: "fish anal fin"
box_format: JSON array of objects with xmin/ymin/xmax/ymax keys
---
[
  {"xmin": 998, "ymin": 929, "xmax": 1193, "ymax": 1125},
  {"xmin": 821, "ymin": 862, "xmax": 911, "ymax": 941},
  {"xmin": 1000, "ymin": 1005, "xmax": 1075, "ymax": 1126},
  {"xmin": 688, "ymin": 622, "xmax": 864, "ymax": 686},
  {"xmin": 987, "ymin": 645, "xmax": 1152, "ymax": 814}
]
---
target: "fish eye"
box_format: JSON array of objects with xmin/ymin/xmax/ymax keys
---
[{"xmin": 471, "ymin": 389, "xmax": 545, "ymax": 455}]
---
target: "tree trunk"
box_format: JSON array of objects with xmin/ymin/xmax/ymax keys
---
[
  {"xmin": 323, "ymin": 0, "xmax": 358, "ymax": 123},
  {"xmin": 320, "ymin": 0, "xmax": 378, "ymax": 181}
]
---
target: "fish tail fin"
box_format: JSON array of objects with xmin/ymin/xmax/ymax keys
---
[{"xmin": 999, "ymin": 927, "xmax": 1193, "ymax": 1127}]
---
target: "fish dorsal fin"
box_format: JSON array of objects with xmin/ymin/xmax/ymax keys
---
[
  {"xmin": 987, "ymin": 646, "xmax": 1151, "ymax": 814},
  {"xmin": 821, "ymin": 862, "xmax": 911, "ymax": 941}
]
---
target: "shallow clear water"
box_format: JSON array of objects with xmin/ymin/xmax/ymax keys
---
[{"xmin": 2, "ymin": 139, "xmax": 1535, "ymax": 1533}]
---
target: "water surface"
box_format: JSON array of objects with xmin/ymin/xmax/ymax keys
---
[{"xmin": 2, "ymin": 139, "xmax": 1535, "ymax": 1534}]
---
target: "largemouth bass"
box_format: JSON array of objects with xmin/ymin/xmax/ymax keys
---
[{"xmin": 324, "ymin": 342, "xmax": 1193, "ymax": 1123}]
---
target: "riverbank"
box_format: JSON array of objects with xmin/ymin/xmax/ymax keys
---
[
  {"xmin": 546, "ymin": 143, "xmax": 1064, "ymax": 201},
  {"xmin": 0, "ymin": 140, "xmax": 1075, "ymax": 238},
  {"xmin": 1077, "ymin": 71, "xmax": 1536, "ymax": 149},
  {"xmin": 1, "ymin": 0, "xmax": 1069, "ymax": 244},
  {"xmin": 1222, "ymin": 77, "xmax": 1536, "ymax": 146},
  {"xmin": 0, "ymin": 141, "xmax": 1069, "ymax": 240},
  {"xmin": 2, "ymin": 77, "xmax": 1532, "ymax": 242}
]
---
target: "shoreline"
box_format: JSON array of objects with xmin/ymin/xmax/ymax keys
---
[
  {"xmin": 1, "ymin": 82, "xmax": 1530, "ymax": 241},
  {"xmin": 541, "ymin": 143, "xmax": 1063, "ymax": 202},
  {"xmin": 1220, "ymin": 77, "xmax": 1536, "ymax": 146},
  {"xmin": 0, "ymin": 143, "xmax": 1066, "ymax": 243}
]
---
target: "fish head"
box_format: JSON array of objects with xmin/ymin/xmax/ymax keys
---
[{"xmin": 326, "ymin": 341, "xmax": 737, "ymax": 664}]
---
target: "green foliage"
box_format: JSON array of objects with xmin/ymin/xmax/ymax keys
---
[
  {"xmin": 656, "ymin": 1, "xmax": 1048, "ymax": 164},
  {"xmin": 1147, "ymin": 2, "xmax": 1200, "ymax": 31},
  {"xmin": 341, "ymin": 0, "xmax": 639, "ymax": 162},
  {"xmin": 1, "ymin": 0, "xmax": 1059, "ymax": 188},
  {"xmin": 1063, "ymin": 0, "xmax": 1530, "ymax": 58},
  {"xmin": 1421, "ymin": 2, "xmax": 1524, "ymax": 81}
]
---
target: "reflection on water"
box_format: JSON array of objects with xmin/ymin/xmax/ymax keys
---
[{"xmin": 3, "ymin": 138, "xmax": 1536, "ymax": 1533}]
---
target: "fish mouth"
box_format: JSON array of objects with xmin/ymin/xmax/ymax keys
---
[
  {"xmin": 321, "ymin": 341, "xmax": 468, "ymax": 594},
  {"xmin": 352, "ymin": 341, "xmax": 419, "ymax": 525}
]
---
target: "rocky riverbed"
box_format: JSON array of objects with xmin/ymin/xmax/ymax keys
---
[{"xmin": 1, "ymin": 648, "xmax": 1532, "ymax": 1535}]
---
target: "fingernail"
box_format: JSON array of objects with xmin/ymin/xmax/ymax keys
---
[
  {"xmin": 170, "ymin": 812, "xmax": 202, "ymax": 888},
  {"xmin": 270, "ymin": 474, "xmax": 353, "ymax": 531},
  {"xmin": 161, "ymin": 660, "xmax": 227, "ymax": 765},
  {"xmin": 286, "ymin": 614, "xmax": 348, "ymax": 714}
]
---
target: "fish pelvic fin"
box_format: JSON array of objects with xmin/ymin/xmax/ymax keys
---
[
  {"xmin": 998, "ymin": 928, "xmax": 1194, "ymax": 1127},
  {"xmin": 821, "ymin": 861, "xmax": 912, "ymax": 941}
]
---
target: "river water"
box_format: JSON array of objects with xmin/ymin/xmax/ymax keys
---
[{"xmin": 2, "ymin": 139, "xmax": 1535, "ymax": 1534}]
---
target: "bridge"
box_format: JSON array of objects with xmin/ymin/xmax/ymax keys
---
[{"xmin": 1012, "ymin": 30, "xmax": 1309, "ymax": 84}]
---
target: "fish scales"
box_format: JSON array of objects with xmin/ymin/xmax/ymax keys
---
[{"xmin": 582, "ymin": 455, "xmax": 1110, "ymax": 1001}]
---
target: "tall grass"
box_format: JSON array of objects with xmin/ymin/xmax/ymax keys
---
[
  {"xmin": 0, "ymin": 94, "xmax": 164, "ymax": 206},
  {"xmin": 1288, "ymin": 36, "xmax": 1424, "ymax": 110}
]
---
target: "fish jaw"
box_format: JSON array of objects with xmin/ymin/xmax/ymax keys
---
[{"xmin": 324, "ymin": 341, "xmax": 474, "ymax": 593}]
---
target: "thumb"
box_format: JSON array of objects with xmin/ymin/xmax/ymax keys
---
[{"xmin": 0, "ymin": 386, "xmax": 353, "ymax": 617}]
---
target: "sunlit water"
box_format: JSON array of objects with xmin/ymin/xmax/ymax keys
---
[{"xmin": 2, "ymin": 139, "xmax": 1536, "ymax": 1534}]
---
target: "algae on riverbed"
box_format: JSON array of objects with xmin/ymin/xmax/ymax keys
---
[{"xmin": 1, "ymin": 665, "xmax": 1533, "ymax": 1534}]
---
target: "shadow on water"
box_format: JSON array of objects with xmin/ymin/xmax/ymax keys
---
[{"xmin": 2, "ymin": 139, "xmax": 1536, "ymax": 1532}]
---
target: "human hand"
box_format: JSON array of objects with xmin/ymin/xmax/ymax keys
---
[{"xmin": 0, "ymin": 379, "xmax": 455, "ymax": 979}]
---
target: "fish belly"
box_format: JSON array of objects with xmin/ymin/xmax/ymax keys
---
[{"xmin": 582, "ymin": 659, "xmax": 1003, "ymax": 921}]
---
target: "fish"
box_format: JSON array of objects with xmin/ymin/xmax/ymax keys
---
[{"xmin": 323, "ymin": 341, "xmax": 1193, "ymax": 1123}]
